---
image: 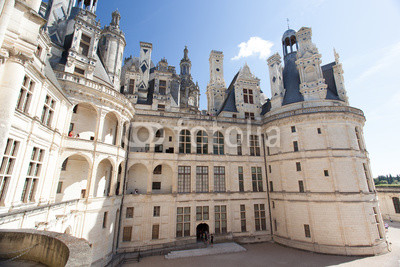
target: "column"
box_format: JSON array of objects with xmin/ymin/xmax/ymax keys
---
[
  {"xmin": 109, "ymin": 169, "xmax": 118, "ymax": 196},
  {"xmin": 96, "ymin": 110, "xmax": 106, "ymax": 142},
  {"xmin": 0, "ymin": 0, "xmax": 14, "ymax": 49},
  {"xmin": 0, "ymin": 53, "xmax": 29, "ymax": 159},
  {"xmin": 87, "ymin": 159, "xmax": 97, "ymax": 198},
  {"xmin": 116, "ymin": 121, "xmax": 123, "ymax": 146}
]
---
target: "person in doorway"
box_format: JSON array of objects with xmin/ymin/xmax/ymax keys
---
[{"xmin": 210, "ymin": 234, "xmax": 214, "ymax": 247}]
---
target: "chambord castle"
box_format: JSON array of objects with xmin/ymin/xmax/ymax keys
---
[{"xmin": 0, "ymin": 0, "xmax": 389, "ymax": 265}]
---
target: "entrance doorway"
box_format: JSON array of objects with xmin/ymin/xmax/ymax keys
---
[{"xmin": 196, "ymin": 223, "xmax": 209, "ymax": 241}]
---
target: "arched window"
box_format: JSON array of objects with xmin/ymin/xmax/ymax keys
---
[
  {"xmin": 213, "ymin": 132, "xmax": 224, "ymax": 155},
  {"xmin": 153, "ymin": 165, "xmax": 162, "ymax": 174},
  {"xmin": 196, "ymin": 131, "xmax": 208, "ymax": 154},
  {"xmin": 179, "ymin": 130, "xmax": 191, "ymax": 154}
]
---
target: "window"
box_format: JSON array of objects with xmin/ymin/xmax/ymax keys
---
[
  {"xmin": 126, "ymin": 207, "xmax": 134, "ymax": 218},
  {"xmin": 56, "ymin": 181, "xmax": 63, "ymax": 194},
  {"xmin": 272, "ymin": 201, "xmax": 275, "ymax": 209},
  {"xmin": 153, "ymin": 165, "xmax": 162, "ymax": 174},
  {"xmin": 152, "ymin": 182, "xmax": 161, "ymax": 190},
  {"xmin": 35, "ymin": 45, "xmax": 42, "ymax": 58},
  {"xmin": 393, "ymin": 197, "xmax": 400, "ymax": 214},
  {"xmin": 240, "ymin": 205, "xmax": 246, "ymax": 232},
  {"xmin": 21, "ymin": 147, "xmax": 44, "ymax": 203},
  {"xmin": 178, "ymin": 166, "xmax": 191, "ymax": 193},
  {"xmin": 274, "ymin": 219, "xmax": 277, "ymax": 232},
  {"xmin": 238, "ymin": 166, "xmax": 244, "ymax": 192},
  {"xmin": 269, "ymin": 165, "xmax": 271, "ymax": 173},
  {"xmin": 158, "ymin": 104, "xmax": 165, "ymax": 111},
  {"xmin": 128, "ymin": 79, "xmax": 135, "ymax": 94},
  {"xmin": 196, "ymin": 131, "xmax": 208, "ymax": 154},
  {"xmin": 74, "ymin": 67, "xmax": 85, "ymax": 76},
  {"xmin": 41, "ymin": 95, "xmax": 56, "ymax": 127},
  {"xmin": 213, "ymin": 132, "xmax": 224, "ymax": 155},
  {"xmin": 214, "ymin": 205, "xmax": 227, "ymax": 234},
  {"xmin": 73, "ymin": 105, "xmax": 78, "ymax": 113},
  {"xmin": 159, "ymin": 80, "xmax": 166, "ymax": 95},
  {"xmin": 155, "ymin": 129, "xmax": 164, "ymax": 138},
  {"xmin": 243, "ymin": 89, "xmax": 254, "ymax": 104},
  {"xmin": 16, "ymin": 75, "xmax": 35, "ymax": 113},
  {"xmin": 102, "ymin": 212, "xmax": 108, "ymax": 228},
  {"xmin": 196, "ymin": 166, "xmax": 209, "ymax": 193},
  {"xmin": 304, "ymin": 224, "xmax": 311, "ymax": 238},
  {"xmin": 196, "ymin": 206, "xmax": 209, "ymax": 221},
  {"xmin": 363, "ymin": 163, "xmax": 373, "ymax": 192},
  {"xmin": 355, "ymin": 127, "xmax": 363, "ymax": 150},
  {"xmin": 155, "ymin": 144, "xmax": 163, "ymax": 153},
  {"xmin": 69, "ymin": 123, "xmax": 74, "ymax": 134},
  {"xmin": 373, "ymin": 207, "xmax": 383, "ymax": 239},
  {"xmin": 179, "ymin": 130, "xmax": 191, "ymax": 154},
  {"xmin": 79, "ymin": 34, "xmax": 91, "ymax": 56},
  {"xmin": 237, "ymin": 134, "xmax": 242, "ymax": 155},
  {"xmin": 317, "ymin": 128, "xmax": 322, "ymax": 134},
  {"xmin": 249, "ymin": 135, "xmax": 260, "ymax": 156},
  {"xmin": 152, "ymin": 224, "xmax": 160, "ymax": 239},
  {"xmin": 269, "ymin": 181, "xmax": 274, "ymax": 192},
  {"xmin": 153, "ymin": 206, "xmax": 160, "ymax": 217},
  {"xmin": 245, "ymin": 112, "xmax": 255, "ymax": 120},
  {"xmin": 0, "ymin": 139, "xmax": 19, "ymax": 203},
  {"xmin": 252, "ymin": 167, "xmax": 263, "ymax": 192},
  {"xmin": 296, "ymin": 162, "xmax": 301, "ymax": 172},
  {"xmin": 214, "ymin": 166, "xmax": 226, "ymax": 192},
  {"xmin": 293, "ymin": 141, "xmax": 299, "ymax": 152},
  {"xmin": 122, "ymin": 226, "xmax": 132, "ymax": 242},
  {"xmin": 291, "ymin": 126, "xmax": 296, "ymax": 133},
  {"xmin": 298, "ymin": 180, "xmax": 304, "ymax": 193},
  {"xmin": 176, "ymin": 207, "xmax": 190, "ymax": 237},
  {"xmin": 324, "ymin": 170, "xmax": 329, "ymax": 177},
  {"xmin": 254, "ymin": 204, "xmax": 267, "ymax": 231}
]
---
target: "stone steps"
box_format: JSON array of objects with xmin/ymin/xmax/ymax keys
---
[{"xmin": 165, "ymin": 242, "xmax": 246, "ymax": 259}]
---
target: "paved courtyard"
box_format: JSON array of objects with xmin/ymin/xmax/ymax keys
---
[{"xmin": 124, "ymin": 221, "xmax": 400, "ymax": 267}]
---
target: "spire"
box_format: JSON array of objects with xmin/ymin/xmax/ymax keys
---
[
  {"xmin": 111, "ymin": 9, "xmax": 121, "ymax": 28},
  {"xmin": 183, "ymin": 46, "xmax": 189, "ymax": 60}
]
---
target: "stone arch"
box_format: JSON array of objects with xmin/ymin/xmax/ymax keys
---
[
  {"xmin": 70, "ymin": 102, "xmax": 98, "ymax": 140},
  {"xmin": 126, "ymin": 163, "xmax": 148, "ymax": 194},
  {"xmin": 94, "ymin": 158, "xmax": 113, "ymax": 197},
  {"xmin": 151, "ymin": 163, "xmax": 173, "ymax": 194},
  {"xmin": 57, "ymin": 154, "xmax": 91, "ymax": 201},
  {"xmin": 102, "ymin": 111, "xmax": 120, "ymax": 145},
  {"xmin": 131, "ymin": 125, "xmax": 152, "ymax": 152}
]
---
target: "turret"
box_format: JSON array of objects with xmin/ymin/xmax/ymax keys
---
[
  {"xmin": 99, "ymin": 10, "xmax": 126, "ymax": 90},
  {"xmin": 180, "ymin": 46, "xmax": 191, "ymax": 76},
  {"xmin": 136, "ymin": 42, "xmax": 153, "ymax": 102},
  {"xmin": 206, "ymin": 50, "xmax": 226, "ymax": 115},
  {"xmin": 332, "ymin": 49, "xmax": 349, "ymax": 104}
]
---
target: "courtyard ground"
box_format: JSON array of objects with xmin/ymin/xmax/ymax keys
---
[{"xmin": 123, "ymin": 221, "xmax": 400, "ymax": 267}]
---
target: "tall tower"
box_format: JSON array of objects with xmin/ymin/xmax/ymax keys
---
[
  {"xmin": 180, "ymin": 46, "xmax": 191, "ymax": 76},
  {"xmin": 295, "ymin": 27, "xmax": 328, "ymax": 101},
  {"xmin": 98, "ymin": 10, "xmax": 126, "ymax": 90},
  {"xmin": 206, "ymin": 50, "xmax": 226, "ymax": 115}
]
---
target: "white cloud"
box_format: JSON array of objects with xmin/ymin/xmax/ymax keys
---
[{"xmin": 231, "ymin": 37, "xmax": 274, "ymax": 60}]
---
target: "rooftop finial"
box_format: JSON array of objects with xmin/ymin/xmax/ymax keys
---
[{"xmin": 287, "ymin": 18, "xmax": 290, "ymax": 30}]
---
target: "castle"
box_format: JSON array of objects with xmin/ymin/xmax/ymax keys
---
[{"xmin": 0, "ymin": 0, "xmax": 388, "ymax": 265}]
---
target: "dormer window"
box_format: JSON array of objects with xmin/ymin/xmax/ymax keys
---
[
  {"xmin": 74, "ymin": 67, "xmax": 85, "ymax": 76},
  {"xmin": 243, "ymin": 89, "xmax": 254, "ymax": 104},
  {"xmin": 159, "ymin": 80, "xmax": 166, "ymax": 95},
  {"xmin": 79, "ymin": 34, "xmax": 91, "ymax": 57}
]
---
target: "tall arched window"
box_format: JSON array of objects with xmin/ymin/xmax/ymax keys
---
[
  {"xmin": 196, "ymin": 131, "xmax": 208, "ymax": 154},
  {"xmin": 213, "ymin": 131, "xmax": 224, "ymax": 155},
  {"xmin": 179, "ymin": 130, "xmax": 191, "ymax": 154}
]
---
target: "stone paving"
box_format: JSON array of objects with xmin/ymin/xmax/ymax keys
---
[
  {"xmin": 124, "ymin": 221, "xmax": 400, "ymax": 267},
  {"xmin": 165, "ymin": 242, "xmax": 246, "ymax": 259}
]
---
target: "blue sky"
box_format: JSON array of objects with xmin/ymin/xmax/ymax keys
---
[{"xmin": 93, "ymin": 0, "xmax": 400, "ymax": 176}]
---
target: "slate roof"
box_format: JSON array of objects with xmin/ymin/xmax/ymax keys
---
[
  {"xmin": 321, "ymin": 62, "xmax": 341, "ymax": 101},
  {"xmin": 282, "ymin": 52, "xmax": 303, "ymax": 105},
  {"xmin": 261, "ymin": 99, "xmax": 271, "ymax": 115},
  {"xmin": 217, "ymin": 72, "xmax": 239, "ymax": 114},
  {"xmin": 44, "ymin": 58, "xmax": 62, "ymax": 90}
]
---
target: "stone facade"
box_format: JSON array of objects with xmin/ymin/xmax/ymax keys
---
[
  {"xmin": 377, "ymin": 187, "xmax": 400, "ymax": 222},
  {"xmin": 0, "ymin": 0, "xmax": 388, "ymax": 265}
]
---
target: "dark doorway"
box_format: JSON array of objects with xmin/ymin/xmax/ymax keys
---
[{"xmin": 196, "ymin": 223, "xmax": 209, "ymax": 241}]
